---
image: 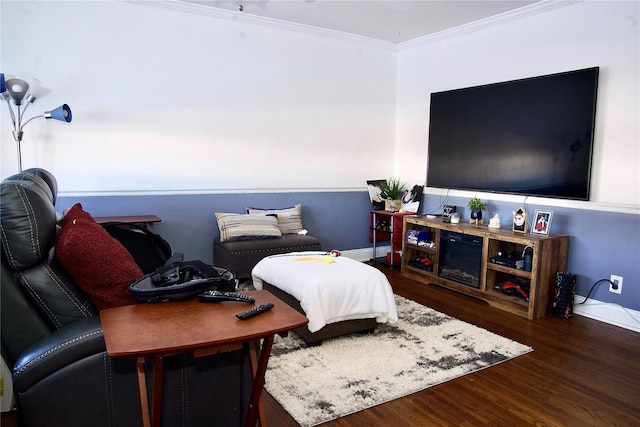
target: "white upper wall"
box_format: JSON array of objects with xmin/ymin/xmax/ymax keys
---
[
  {"xmin": 1, "ymin": 0, "xmax": 638, "ymax": 210},
  {"xmin": 395, "ymin": 0, "xmax": 639, "ymax": 208},
  {"xmin": 0, "ymin": 1, "xmax": 397, "ymax": 193}
]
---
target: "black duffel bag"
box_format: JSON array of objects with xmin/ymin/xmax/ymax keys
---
[
  {"xmin": 101, "ymin": 222, "xmax": 173, "ymax": 274},
  {"xmin": 129, "ymin": 260, "xmax": 236, "ymax": 302}
]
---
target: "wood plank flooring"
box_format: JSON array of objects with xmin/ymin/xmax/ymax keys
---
[
  {"xmin": 3, "ymin": 265, "xmax": 638, "ymax": 426},
  {"xmin": 263, "ymin": 265, "xmax": 640, "ymax": 427}
]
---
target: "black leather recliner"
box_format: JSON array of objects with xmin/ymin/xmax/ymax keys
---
[{"xmin": 1, "ymin": 169, "xmax": 251, "ymax": 427}]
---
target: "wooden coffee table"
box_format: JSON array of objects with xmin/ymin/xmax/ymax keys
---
[{"xmin": 100, "ymin": 290, "xmax": 308, "ymax": 427}]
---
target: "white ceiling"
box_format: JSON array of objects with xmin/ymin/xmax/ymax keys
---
[{"xmin": 179, "ymin": 0, "xmax": 541, "ymax": 43}]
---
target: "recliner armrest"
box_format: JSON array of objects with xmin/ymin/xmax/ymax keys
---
[{"xmin": 13, "ymin": 316, "xmax": 106, "ymax": 391}]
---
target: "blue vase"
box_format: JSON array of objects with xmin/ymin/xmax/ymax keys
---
[{"xmin": 471, "ymin": 210, "xmax": 482, "ymax": 221}]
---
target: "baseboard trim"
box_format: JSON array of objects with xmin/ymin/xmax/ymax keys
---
[
  {"xmin": 342, "ymin": 246, "xmax": 391, "ymax": 263},
  {"xmin": 573, "ymin": 296, "xmax": 640, "ymax": 333},
  {"xmin": 343, "ymin": 247, "xmax": 640, "ymax": 333}
]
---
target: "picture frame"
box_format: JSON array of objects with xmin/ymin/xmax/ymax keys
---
[
  {"xmin": 366, "ymin": 180, "xmax": 386, "ymax": 210},
  {"xmin": 402, "ymin": 185, "xmax": 424, "ymax": 213},
  {"xmin": 531, "ymin": 210, "xmax": 553, "ymax": 235},
  {"xmin": 512, "ymin": 207, "xmax": 527, "ymax": 233}
]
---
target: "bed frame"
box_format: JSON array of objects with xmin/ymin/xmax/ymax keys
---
[{"xmin": 262, "ymin": 281, "xmax": 379, "ymax": 345}]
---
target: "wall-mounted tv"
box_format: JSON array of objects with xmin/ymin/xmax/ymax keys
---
[{"xmin": 426, "ymin": 67, "xmax": 599, "ymax": 200}]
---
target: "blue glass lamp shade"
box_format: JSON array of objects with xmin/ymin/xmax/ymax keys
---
[{"xmin": 44, "ymin": 104, "xmax": 72, "ymax": 122}]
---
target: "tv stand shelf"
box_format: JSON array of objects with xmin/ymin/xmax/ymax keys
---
[{"xmin": 401, "ymin": 216, "xmax": 569, "ymax": 319}]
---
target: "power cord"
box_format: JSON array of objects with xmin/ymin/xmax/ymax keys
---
[
  {"xmin": 423, "ymin": 188, "xmax": 450, "ymax": 215},
  {"xmin": 579, "ymin": 278, "xmax": 615, "ymax": 304}
]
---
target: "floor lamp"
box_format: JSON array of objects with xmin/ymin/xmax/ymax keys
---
[{"xmin": 1, "ymin": 73, "xmax": 72, "ymax": 172}]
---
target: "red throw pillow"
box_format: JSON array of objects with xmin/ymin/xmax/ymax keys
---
[{"xmin": 56, "ymin": 203, "xmax": 142, "ymax": 310}]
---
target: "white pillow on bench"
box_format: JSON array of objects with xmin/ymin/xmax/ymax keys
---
[
  {"xmin": 215, "ymin": 213, "xmax": 282, "ymax": 242},
  {"xmin": 246, "ymin": 204, "xmax": 303, "ymax": 235}
]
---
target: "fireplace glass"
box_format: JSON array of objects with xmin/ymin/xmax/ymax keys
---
[{"xmin": 438, "ymin": 230, "xmax": 483, "ymax": 288}]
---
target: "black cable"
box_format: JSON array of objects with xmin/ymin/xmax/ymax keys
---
[{"xmin": 579, "ymin": 278, "xmax": 615, "ymax": 304}]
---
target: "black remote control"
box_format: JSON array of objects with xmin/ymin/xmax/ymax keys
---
[
  {"xmin": 236, "ymin": 302, "xmax": 275, "ymax": 320},
  {"xmin": 198, "ymin": 291, "xmax": 255, "ymax": 304}
]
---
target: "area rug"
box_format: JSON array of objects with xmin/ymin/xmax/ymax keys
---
[{"xmin": 265, "ymin": 295, "xmax": 532, "ymax": 426}]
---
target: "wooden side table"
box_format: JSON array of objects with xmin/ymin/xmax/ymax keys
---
[
  {"xmin": 370, "ymin": 210, "xmax": 414, "ymax": 267},
  {"xmin": 94, "ymin": 214, "xmax": 161, "ymax": 228},
  {"xmin": 100, "ymin": 290, "xmax": 308, "ymax": 427}
]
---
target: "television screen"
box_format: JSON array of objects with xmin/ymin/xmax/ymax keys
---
[{"xmin": 426, "ymin": 67, "xmax": 599, "ymax": 200}]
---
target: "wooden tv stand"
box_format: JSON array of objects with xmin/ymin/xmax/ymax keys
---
[{"xmin": 401, "ymin": 216, "xmax": 569, "ymax": 319}]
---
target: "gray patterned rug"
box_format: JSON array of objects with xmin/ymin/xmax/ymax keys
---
[{"xmin": 265, "ymin": 295, "xmax": 532, "ymax": 427}]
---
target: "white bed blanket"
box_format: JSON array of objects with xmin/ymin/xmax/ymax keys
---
[{"xmin": 251, "ymin": 252, "xmax": 398, "ymax": 333}]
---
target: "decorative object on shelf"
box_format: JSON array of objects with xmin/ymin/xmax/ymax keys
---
[
  {"xmin": 385, "ymin": 199, "xmax": 400, "ymax": 212},
  {"xmin": 443, "ymin": 205, "xmax": 456, "ymax": 223},
  {"xmin": 378, "ymin": 177, "xmax": 407, "ymax": 212},
  {"xmin": 1, "ymin": 73, "xmax": 73, "ymax": 172},
  {"xmin": 467, "ymin": 197, "xmax": 487, "ymax": 225},
  {"xmin": 488, "ymin": 214, "xmax": 501, "ymax": 229},
  {"xmin": 450, "ymin": 212, "xmax": 460, "ymax": 224},
  {"xmin": 512, "ymin": 207, "xmax": 528, "ymax": 233},
  {"xmin": 531, "ymin": 210, "xmax": 553, "ymax": 236},
  {"xmin": 366, "ymin": 179, "xmax": 386, "ymax": 210},
  {"xmin": 401, "ymin": 185, "xmax": 424, "ymax": 213}
]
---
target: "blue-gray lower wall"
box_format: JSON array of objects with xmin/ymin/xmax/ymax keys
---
[
  {"xmin": 56, "ymin": 191, "xmax": 640, "ymax": 313},
  {"xmin": 419, "ymin": 194, "xmax": 640, "ymax": 314},
  {"xmin": 56, "ymin": 191, "xmax": 375, "ymax": 265}
]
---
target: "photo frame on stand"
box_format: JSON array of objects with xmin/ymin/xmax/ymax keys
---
[
  {"xmin": 512, "ymin": 207, "xmax": 527, "ymax": 233},
  {"xmin": 531, "ymin": 210, "xmax": 553, "ymax": 235}
]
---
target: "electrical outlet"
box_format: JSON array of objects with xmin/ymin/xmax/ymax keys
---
[{"xmin": 609, "ymin": 275, "xmax": 623, "ymax": 294}]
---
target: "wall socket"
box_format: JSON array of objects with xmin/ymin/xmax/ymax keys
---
[{"xmin": 609, "ymin": 275, "xmax": 623, "ymax": 294}]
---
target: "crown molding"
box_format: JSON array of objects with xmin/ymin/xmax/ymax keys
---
[
  {"xmin": 397, "ymin": 0, "xmax": 584, "ymax": 51},
  {"xmin": 127, "ymin": 0, "xmax": 583, "ymax": 53},
  {"xmin": 125, "ymin": 0, "xmax": 398, "ymax": 51}
]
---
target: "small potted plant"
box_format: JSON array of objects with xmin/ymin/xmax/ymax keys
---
[
  {"xmin": 379, "ymin": 178, "xmax": 407, "ymax": 212},
  {"xmin": 467, "ymin": 196, "xmax": 487, "ymax": 224}
]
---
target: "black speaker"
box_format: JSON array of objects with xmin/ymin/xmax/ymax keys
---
[{"xmin": 553, "ymin": 272, "xmax": 577, "ymax": 318}]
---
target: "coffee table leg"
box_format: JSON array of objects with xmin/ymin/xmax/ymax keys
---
[
  {"xmin": 136, "ymin": 357, "xmax": 151, "ymax": 427},
  {"xmin": 248, "ymin": 341, "xmax": 268, "ymax": 427},
  {"xmin": 245, "ymin": 335, "xmax": 274, "ymax": 427}
]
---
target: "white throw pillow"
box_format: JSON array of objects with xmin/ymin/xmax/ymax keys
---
[
  {"xmin": 215, "ymin": 213, "xmax": 282, "ymax": 242},
  {"xmin": 246, "ymin": 204, "xmax": 303, "ymax": 235}
]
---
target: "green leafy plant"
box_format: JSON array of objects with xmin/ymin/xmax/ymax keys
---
[
  {"xmin": 378, "ymin": 178, "xmax": 407, "ymax": 199},
  {"xmin": 467, "ymin": 197, "xmax": 487, "ymax": 212}
]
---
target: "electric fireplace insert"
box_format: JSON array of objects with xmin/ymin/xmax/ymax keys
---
[{"xmin": 438, "ymin": 230, "xmax": 483, "ymax": 288}]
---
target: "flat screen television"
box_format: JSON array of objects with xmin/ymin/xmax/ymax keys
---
[{"xmin": 426, "ymin": 67, "xmax": 599, "ymax": 200}]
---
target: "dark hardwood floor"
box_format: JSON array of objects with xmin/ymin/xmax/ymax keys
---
[
  {"xmin": 264, "ymin": 266, "xmax": 640, "ymax": 427},
  {"xmin": 3, "ymin": 265, "xmax": 639, "ymax": 426}
]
